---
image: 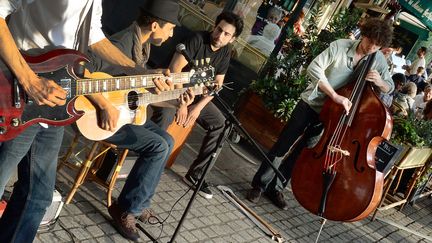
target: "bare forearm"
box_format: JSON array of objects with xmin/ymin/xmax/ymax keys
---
[
  {"xmin": 89, "ymin": 38, "xmax": 146, "ymax": 74},
  {"xmin": 196, "ymin": 95, "xmax": 213, "ymax": 109},
  {"xmin": 0, "ymin": 18, "xmax": 37, "ymax": 83},
  {"xmin": 86, "ymin": 93, "xmax": 112, "ymax": 109},
  {"xmin": 318, "ymin": 80, "xmax": 338, "ymax": 100}
]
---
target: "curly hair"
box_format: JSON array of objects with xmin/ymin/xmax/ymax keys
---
[
  {"xmin": 359, "ymin": 18, "xmax": 393, "ymax": 47},
  {"xmin": 215, "ymin": 12, "xmax": 244, "ymax": 37}
]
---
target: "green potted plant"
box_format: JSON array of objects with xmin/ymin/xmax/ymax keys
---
[
  {"xmin": 236, "ymin": 4, "xmax": 361, "ymax": 149},
  {"xmin": 390, "ymin": 115, "xmax": 432, "ymax": 202}
]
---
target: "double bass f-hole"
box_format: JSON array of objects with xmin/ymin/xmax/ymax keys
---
[{"xmin": 351, "ymin": 140, "xmax": 364, "ymax": 173}]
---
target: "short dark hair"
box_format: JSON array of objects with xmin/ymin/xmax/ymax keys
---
[
  {"xmin": 360, "ymin": 18, "xmax": 393, "ymax": 47},
  {"xmin": 424, "ymin": 100, "xmax": 432, "ymax": 119},
  {"xmin": 392, "ymin": 73, "xmax": 406, "ymax": 85},
  {"xmin": 419, "ymin": 46, "xmax": 427, "ymax": 53},
  {"xmin": 136, "ymin": 9, "xmax": 167, "ymax": 28},
  {"xmin": 215, "ymin": 12, "xmax": 244, "ymax": 37}
]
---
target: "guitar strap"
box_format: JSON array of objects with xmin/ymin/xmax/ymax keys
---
[{"xmin": 76, "ymin": 1, "xmax": 94, "ymax": 77}]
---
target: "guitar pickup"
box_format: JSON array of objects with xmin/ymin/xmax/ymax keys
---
[
  {"xmin": 60, "ymin": 78, "xmax": 72, "ymax": 98},
  {"xmin": 13, "ymin": 78, "xmax": 21, "ymax": 108}
]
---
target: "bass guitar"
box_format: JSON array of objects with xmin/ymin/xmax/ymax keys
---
[{"xmin": 0, "ymin": 49, "xmax": 213, "ymax": 141}]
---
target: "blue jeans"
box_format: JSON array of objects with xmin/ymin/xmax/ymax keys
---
[
  {"xmin": 0, "ymin": 124, "xmax": 64, "ymax": 243},
  {"xmin": 251, "ymin": 100, "xmax": 320, "ymax": 193},
  {"xmin": 105, "ymin": 121, "xmax": 173, "ymax": 215}
]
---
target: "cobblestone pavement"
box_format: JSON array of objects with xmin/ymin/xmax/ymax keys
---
[{"xmin": 28, "ymin": 126, "xmax": 432, "ymax": 243}]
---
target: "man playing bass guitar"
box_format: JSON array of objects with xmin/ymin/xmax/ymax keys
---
[{"xmin": 247, "ymin": 18, "xmax": 394, "ymax": 210}]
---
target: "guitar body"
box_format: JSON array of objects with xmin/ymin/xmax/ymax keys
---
[
  {"xmin": 0, "ymin": 49, "xmax": 88, "ymax": 141},
  {"xmin": 75, "ymin": 72, "xmax": 148, "ymax": 141}
]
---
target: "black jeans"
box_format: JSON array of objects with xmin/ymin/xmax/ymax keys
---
[
  {"xmin": 151, "ymin": 100, "xmax": 226, "ymax": 179},
  {"xmin": 251, "ymin": 100, "xmax": 320, "ymax": 193}
]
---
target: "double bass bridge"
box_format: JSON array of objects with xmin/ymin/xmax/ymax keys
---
[{"xmin": 328, "ymin": 146, "xmax": 350, "ymax": 157}]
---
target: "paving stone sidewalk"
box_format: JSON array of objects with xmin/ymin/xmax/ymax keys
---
[{"xmin": 28, "ymin": 126, "xmax": 432, "ymax": 243}]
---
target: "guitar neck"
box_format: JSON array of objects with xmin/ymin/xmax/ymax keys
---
[
  {"xmin": 75, "ymin": 72, "xmax": 190, "ymax": 95},
  {"xmin": 138, "ymin": 85, "xmax": 205, "ymax": 105}
]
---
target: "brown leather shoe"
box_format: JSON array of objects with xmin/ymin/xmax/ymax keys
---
[
  {"xmin": 265, "ymin": 190, "xmax": 288, "ymax": 210},
  {"xmin": 138, "ymin": 208, "xmax": 156, "ymax": 223},
  {"xmin": 247, "ymin": 187, "xmax": 262, "ymax": 203},
  {"xmin": 108, "ymin": 202, "xmax": 140, "ymax": 241}
]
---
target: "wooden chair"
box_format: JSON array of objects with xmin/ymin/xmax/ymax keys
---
[
  {"xmin": 59, "ymin": 134, "xmax": 129, "ymax": 207},
  {"xmin": 371, "ymin": 146, "xmax": 432, "ymax": 220}
]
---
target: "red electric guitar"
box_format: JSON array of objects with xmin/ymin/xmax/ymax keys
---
[{"xmin": 0, "ymin": 49, "xmax": 214, "ymax": 141}]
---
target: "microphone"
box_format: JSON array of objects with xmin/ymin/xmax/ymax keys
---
[{"xmin": 176, "ymin": 43, "xmax": 195, "ymax": 68}]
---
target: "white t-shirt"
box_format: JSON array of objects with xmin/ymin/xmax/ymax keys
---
[
  {"xmin": 409, "ymin": 57, "xmax": 426, "ymax": 75},
  {"xmin": 413, "ymin": 94, "xmax": 427, "ymax": 119},
  {"xmin": 0, "ymin": 0, "xmax": 105, "ymax": 53}
]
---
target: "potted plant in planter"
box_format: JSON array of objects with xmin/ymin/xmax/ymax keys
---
[
  {"xmin": 235, "ymin": 4, "xmax": 361, "ymax": 149},
  {"xmin": 389, "ymin": 115, "xmax": 432, "ymax": 202}
]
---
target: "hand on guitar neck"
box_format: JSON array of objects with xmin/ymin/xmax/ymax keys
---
[
  {"xmin": 75, "ymin": 65, "xmax": 215, "ymax": 141},
  {"xmin": 87, "ymin": 69, "xmax": 176, "ymax": 132}
]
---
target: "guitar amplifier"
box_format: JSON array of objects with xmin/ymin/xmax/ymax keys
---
[{"xmin": 38, "ymin": 189, "xmax": 64, "ymax": 232}]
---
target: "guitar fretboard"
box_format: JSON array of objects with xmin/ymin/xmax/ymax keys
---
[
  {"xmin": 138, "ymin": 85, "xmax": 206, "ymax": 105},
  {"xmin": 75, "ymin": 73, "xmax": 190, "ymax": 95}
]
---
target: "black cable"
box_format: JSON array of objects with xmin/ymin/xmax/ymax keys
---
[
  {"xmin": 57, "ymin": 218, "xmax": 77, "ymax": 243},
  {"xmin": 140, "ymin": 186, "xmax": 194, "ymax": 242}
]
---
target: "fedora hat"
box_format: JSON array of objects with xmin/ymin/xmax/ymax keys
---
[{"xmin": 141, "ymin": 0, "xmax": 181, "ymax": 26}]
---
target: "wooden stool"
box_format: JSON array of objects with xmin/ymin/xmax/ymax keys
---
[
  {"xmin": 165, "ymin": 121, "xmax": 195, "ymax": 168},
  {"xmin": 59, "ymin": 134, "xmax": 129, "ymax": 207},
  {"xmin": 371, "ymin": 147, "xmax": 432, "ymax": 220}
]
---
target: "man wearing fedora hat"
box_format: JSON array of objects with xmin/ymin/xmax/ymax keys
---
[{"xmin": 83, "ymin": 0, "xmax": 192, "ymax": 241}]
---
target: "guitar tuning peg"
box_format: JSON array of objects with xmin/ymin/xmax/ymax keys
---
[
  {"xmin": 201, "ymin": 59, "xmax": 205, "ymax": 66},
  {"xmin": 205, "ymin": 58, "xmax": 210, "ymax": 65},
  {"xmin": 195, "ymin": 60, "xmax": 199, "ymax": 67}
]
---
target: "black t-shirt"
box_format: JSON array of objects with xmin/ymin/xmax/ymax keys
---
[{"xmin": 183, "ymin": 31, "xmax": 231, "ymax": 76}]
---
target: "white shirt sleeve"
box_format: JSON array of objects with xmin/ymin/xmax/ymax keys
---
[
  {"xmin": 88, "ymin": 0, "xmax": 106, "ymax": 45},
  {"xmin": 0, "ymin": 0, "xmax": 21, "ymax": 19}
]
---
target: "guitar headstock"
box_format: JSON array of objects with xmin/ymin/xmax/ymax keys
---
[{"xmin": 188, "ymin": 59, "xmax": 215, "ymax": 85}]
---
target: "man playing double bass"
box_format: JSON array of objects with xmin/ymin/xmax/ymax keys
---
[{"xmin": 247, "ymin": 18, "xmax": 394, "ymax": 210}]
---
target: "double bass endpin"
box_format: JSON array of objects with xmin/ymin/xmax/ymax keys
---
[{"xmin": 328, "ymin": 146, "xmax": 350, "ymax": 156}]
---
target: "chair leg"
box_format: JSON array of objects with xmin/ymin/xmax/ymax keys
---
[
  {"xmin": 106, "ymin": 149, "xmax": 129, "ymax": 207},
  {"xmin": 371, "ymin": 168, "xmax": 399, "ymax": 221},
  {"xmin": 58, "ymin": 133, "xmax": 80, "ymax": 171},
  {"xmin": 400, "ymin": 167, "xmax": 426, "ymax": 210},
  {"xmin": 65, "ymin": 142, "xmax": 100, "ymax": 204}
]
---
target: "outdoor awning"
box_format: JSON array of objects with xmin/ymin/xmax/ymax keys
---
[{"xmin": 399, "ymin": 0, "xmax": 432, "ymax": 31}]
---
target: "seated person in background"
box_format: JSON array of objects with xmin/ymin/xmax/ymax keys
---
[
  {"xmin": 380, "ymin": 40, "xmax": 402, "ymax": 74},
  {"xmin": 407, "ymin": 66, "xmax": 427, "ymax": 93},
  {"xmin": 380, "ymin": 73, "xmax": 406, "ymax": 108},
  {"xmin": 404, "ymin": 46, "xmax": 428, "ymax": 79},
  {"xmin": 247, "ymin": 23, "xmax": 281, "ymax": 55},
  {"xmin": 251, "ymin": 6, "xmax": 282, "ymax": 36},
  {"xmin": 413, "ymin": 84, "xmax": 432, "ymax": 119},
  {"xmin": 422, "ymin": 99, "xmax": 432, "ymax": 120},
  {"xmin": 391, "ymin": 82, "xmax": 417, "ymax": 117}
]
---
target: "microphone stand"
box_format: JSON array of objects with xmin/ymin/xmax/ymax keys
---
[{"xmin": 169, "ymin": 87, "xmax": 286, "ymax": 243}]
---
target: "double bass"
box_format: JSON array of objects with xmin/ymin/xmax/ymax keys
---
[{"xmin": 291, "ymin": 52, "xmax": 393, "ymax": 222}]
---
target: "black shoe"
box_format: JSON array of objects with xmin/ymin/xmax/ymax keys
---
[
  {"xmin": 265, "ymin": 190, "xmax": 288, "ymax": 210},
  {"xmin": 247, "ymin": 187, "xmax": 262, "ymax": 203},
  {"xmin": 183, "ymin": 174, "xmax": 213, "ymax": 199},
  {"xmin": 108, "ymin": 202, "xmax": 140, "ymax": 241}
]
